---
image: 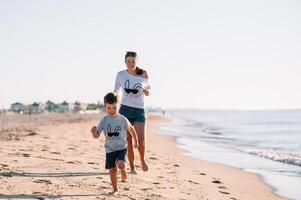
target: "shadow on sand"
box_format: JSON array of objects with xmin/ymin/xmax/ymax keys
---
[
  {"xmin": 0, "ymin": 194, "xmax": 107, "ymax": 199},
  {"xmin": 0, "ymin": 171, "xmax": 108, "ymax": 177},
  {"xmin": 0, "ymin": 171, "xmax": 113, "ymax": 199}
]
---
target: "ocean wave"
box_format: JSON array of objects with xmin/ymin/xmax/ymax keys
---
[
  {"xmin": 204, "ymin": 130, "xmax": 223, "ymax": 135},
  {"xmin": 243, "ymin": 121, "xmax": 301, "ymax": 125},
  {"xmin": 245, "ymin": 148, "xmax": 301, "ymax": 167}
]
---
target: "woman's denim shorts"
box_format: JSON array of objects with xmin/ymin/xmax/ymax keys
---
[{"xmin": 119, "ymin": 104, "xmax": 146, "ymax": 125}]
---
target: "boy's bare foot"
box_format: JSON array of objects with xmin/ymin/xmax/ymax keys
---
[
  {"xmin": 141, "ymin": 160, "xmax": 149, "ymax": 172},
  {"xmin": 109, "ymin": 189, "xmax": 118, "ymax": 195},
  {"xmin": 120, "ymin": 169, "xmax": 127, "ymax": 182}
]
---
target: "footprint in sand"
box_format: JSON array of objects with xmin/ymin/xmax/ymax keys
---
[
  {"xmin": 199, "ymin": 172, "xmax": 206, "ymax": 175},
  {"xmin": 219, "ymin": 190, "xmax": 230, "ymax": 195},
  {"xmin": 188, "ymin": 180, "xmax": 199, "ymax": 184},
  {"xmin": 212, "ymin": 180, "xmax": 222, "ymax": 184},
  {"xmin": 149, "ymin": 157, "xmax": 158, "ymax": 160},
  {"xmin": 141, "ymin": 188, "xmax": 153, "ymax": 191},
  {"xmin": 32, "ymin": 191, "xmax": 43, "ymax": 195},
  {"xmin": 27, "ymin": 131, "xmax": 37, "ymax": 136},
  {"xmin": 100, "ymin": 186, "xmax": 110, "ymax": 189},
  {"xmin": 33, "ymin": 179, "xmax": 52, "ymax": 184},
  {"xmin": 151, "ymin": 193, "xmax": 162, "ymax": 198},
  {"xmin": 0, "ymin": 163, "xmax": 9, "ymax": 167},
  {"xmin": 19, "ymin": 149, "xmax": 26, "ymax": 151},
  {"xmin": 88, "ymin": 162, "xmax": 97, "ymax": 165},
  {"xmin": 173, "ymin": 164, "xmax": 180, "ymax": 167},
  {"xmin": 22, "ymin": 153, "xmax": 30, "ymax": 157},
  {"xmin": 152, "ymin": 182, "xmax": 160, "ymax": 185},
  {"xmin": 66, "ymin": 161, "xmax": 82, "ymax": 164},
  {"xmin": 102, "ymin": 180, "xmax": 110, "ymax": 184},
  {"xmin": 50, "ymin": 152, "xmax": 61, "ymax": 155},
  {"xmin": 218, "ymin": 186, "xmax": 227, "ymax": 189}
]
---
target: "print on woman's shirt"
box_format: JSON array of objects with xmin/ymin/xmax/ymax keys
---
[
  {"xmin": 124, "ymin": 79, "xmax": 143, "ymax": 97},
  {"xmin": 107, "ymin": 124, "xmax": 122, "ymax": 137}
]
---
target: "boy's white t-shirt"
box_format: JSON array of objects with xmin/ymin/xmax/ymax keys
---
[
  {"xmin": 114, "ymin": 69, "xmax": 150, "ymax": 109},
  {"xmin": 97, "ymin": 114, "xmax": 131, "ymax": 153}
]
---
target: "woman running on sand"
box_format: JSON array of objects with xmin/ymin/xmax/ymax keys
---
[{"xmin": 114, "ymin": 51, "xmax": 150, "ymax": 173}]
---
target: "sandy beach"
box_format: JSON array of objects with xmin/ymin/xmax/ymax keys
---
[{"xmin": 0, "ymin": 113, "xmax": 287, "ymax": 200}]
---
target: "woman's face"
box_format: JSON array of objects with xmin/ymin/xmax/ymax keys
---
[{"xmin": 125, "ymin": 56, "xmax": 137, "ymax": 70}]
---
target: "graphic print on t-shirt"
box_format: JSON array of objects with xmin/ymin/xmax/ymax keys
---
[
  {"xmin": 107, "ymin": 124, "xmax": 122, "ymax": 137},
  {"xmin": 124, "ymin": 79, "xmax": 143, "ymax": 97}
]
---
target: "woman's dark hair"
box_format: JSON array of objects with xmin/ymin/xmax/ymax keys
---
[
  {"xmin": 125, "ymin": 51, "xmax": 145, "ymax": 76},
  {"xmin": 104, "ymin": 92, "xmax": 119, "ymax": 105},
  {"xmin": 125, "ymin": 51, "xmax": 137, "ymax": 59}
]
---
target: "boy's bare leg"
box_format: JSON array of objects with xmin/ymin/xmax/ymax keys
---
[
  {"xmin": 117, "ymin": 160, "xmax": 127, "ymax": 182},
  {"xmin": 134, "ymin": 124, "xmax": 148, "ymax": 172},
  {"xmin": 127, "ymin": 131, "xmax": 137, "ymax": 174},
  {"xmin": 109, "ymin": 168, "xmax": 118, "ymax": 195}
]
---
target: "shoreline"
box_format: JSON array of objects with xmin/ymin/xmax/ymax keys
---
[
  {"xmin": 174, "ymin": 138, "xmax": 285, "ymax": 199},
  {"xmin": 147, "ymin": 115, "xmax": 287, "ymax": 200},
  {"xmin": 0, "ymin": 113, "xmax": 288, "ymax": 199},
  {"xmin": 156, "ymin": 113, "xmax": 300, "ymax": 200}
]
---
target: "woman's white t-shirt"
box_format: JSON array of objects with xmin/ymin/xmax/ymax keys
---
[{"xmin": 114, "ymin": 69, "xmax": 150, "ymax": 109}]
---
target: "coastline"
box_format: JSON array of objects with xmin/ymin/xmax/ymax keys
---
[
  {"xmin": 0, "ymin": 113, "xmax": 288, "ymax": 199},
  {"xmin": 147, "ymin": 115, "xmax": 287, "ymax": 200}
]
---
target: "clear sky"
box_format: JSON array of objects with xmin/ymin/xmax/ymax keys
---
[{"xmin": 1, "ymin": 0, "xmax": 300, "ymax": 110}]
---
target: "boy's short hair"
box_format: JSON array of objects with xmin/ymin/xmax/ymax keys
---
[{"xmin": 104, "ymin": 92, "xmax": 119, "ymax": 105}]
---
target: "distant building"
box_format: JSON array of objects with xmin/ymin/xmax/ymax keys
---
[
  {"xmin": 86, "ymin": 103, "xmax": 98, "ymax": 111},
  {"xmin": 45, "ymin": 101, "xmax": 56, "ymax": 113},
  {"xmin": 11, "ymin": 102, "xmax": 23, "ymax": 113},
  {"xmin": 28, "ymin": 102, "xmax": 43, "ymax": 114},
  {"xmin": 97, "ymin": 101, "xmax": 104, "ymax": 110},
  {"xmin": 57, "ymin": 101, "xmax": 70, "ymax": 113},
  {"xmin": 73, "ymin": 101, "xmax": 81, "ymax": 113}
]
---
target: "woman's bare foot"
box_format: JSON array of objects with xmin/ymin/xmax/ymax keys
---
[
  {"xmin": 120, "ymin": 169, "xmax": 127, "ymax": 182},
  {"xmin": 109, "ymin": 189, "xmax": 118, "ymax": 195},
  {"xmin": 129, "ymin": 167, "xmax": 138, "ymax": 174},
  {"xmin": 141, "ymin": 160, "xmax": 149, "ymax": 172}
]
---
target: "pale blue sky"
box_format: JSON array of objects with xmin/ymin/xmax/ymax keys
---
[{"xmin": 1, "ymin": 0, "xmax": 300, "ymax": 109}]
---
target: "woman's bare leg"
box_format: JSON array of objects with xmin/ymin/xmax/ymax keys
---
[
  {"xmin": 134, "ymin": 123, "xmax": 148, "ymax": 171},
  {"xmin": 126, "ymin": 131, "xmax": 136, "ymax": 174}
]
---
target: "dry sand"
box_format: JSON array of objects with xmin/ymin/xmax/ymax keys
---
[{"xmin": 0, "ymin": 113, "xmax": 287, "ymax": 200}]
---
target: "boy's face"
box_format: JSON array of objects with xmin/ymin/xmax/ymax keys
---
[{"xmin": 105, "ymin": 103, "xmax": 118, "ymax": 116}]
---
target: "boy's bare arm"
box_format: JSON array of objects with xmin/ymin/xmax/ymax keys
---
[
  {"xmin": 91, "ymin": 126, "xmax": 100, "ymax": 138},
  {"xmin": 143, "ymin": 89, "xmax": 150, "ymax": 96},
  {"xmin": 128, "ymin": 126, "xmax": 138, "ymax": 148}
]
